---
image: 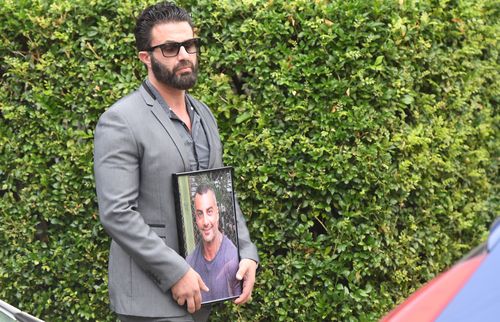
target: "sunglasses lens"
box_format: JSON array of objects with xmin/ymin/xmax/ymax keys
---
[
  {"xmin": 184, "ymin": 39, "xmax": 199, "ymax": 54},
  {"xmin": 160, "ymin": 43, "xmax": 181, "ymax": 57}
]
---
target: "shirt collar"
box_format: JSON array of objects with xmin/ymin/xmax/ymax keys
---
[{"xmin": 144, "ymin": 78, "xmax": 196, "ymax": 119}]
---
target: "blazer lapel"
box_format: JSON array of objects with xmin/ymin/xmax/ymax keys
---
[
  {"xmin": 205, "ymin": 122, "xmax": 218, "ymax": 168},
  {"xmin": 140, "ymin": 85, "xmax": 190, "ymax": 171}
]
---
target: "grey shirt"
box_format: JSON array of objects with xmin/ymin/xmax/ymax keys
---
[{"xmin": 145, "ymin": 79, "xmax": 210, "ymax": 170}]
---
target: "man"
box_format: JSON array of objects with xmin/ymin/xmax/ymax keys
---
[
  {"xmin": 93, "ymin": 2, "xmax": 259, "ymax": 321},
  {"xmin": 187, "ymin": 185, "xmax": 240, "ymax": 303}
]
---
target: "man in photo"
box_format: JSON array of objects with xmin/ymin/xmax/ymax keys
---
[{"xmin": 187, "ymin": 184, "xmax": 241, "ymax": 303}]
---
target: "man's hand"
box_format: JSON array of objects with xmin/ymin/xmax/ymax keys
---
[
  {"xmin": 171, "ymin": 268, "xmax": 209, "ymax": 313},
  {"xmin": 234, "ymin": 258, "xmax": 257, "ymax": 305}
]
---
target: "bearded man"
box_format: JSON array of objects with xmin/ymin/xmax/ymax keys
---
[{"xmin": 93, "ymin": 2, "xmax": 259, "ymax": 321}]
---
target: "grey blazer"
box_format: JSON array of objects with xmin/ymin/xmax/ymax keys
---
[{"xmin": 94, "ymin": 84, "xmax": 259, "ymax": 317}]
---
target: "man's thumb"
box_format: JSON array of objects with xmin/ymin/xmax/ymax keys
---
[
  {"xmin": 236, "ymin": 267, "xmax": 244, "ymax": 280},
  {"xmin": 198, "ymin": 276, "xmax": 209, "ymax": 292}
]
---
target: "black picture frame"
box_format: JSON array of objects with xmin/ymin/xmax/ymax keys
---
[{"xmin": 173, "ymin": 166, "xmax": 242, "ymax": 305}]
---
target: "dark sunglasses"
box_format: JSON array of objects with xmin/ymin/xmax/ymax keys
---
[{"xmin": 147, "ymin": 38, "xmax": 201, "ymax": 58}]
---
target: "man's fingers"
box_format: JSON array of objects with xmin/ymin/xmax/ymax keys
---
[
  {"xmin": 234, "ymin": 259, "xmax": 257, "ymax": 305},
  {"xmin": 186, "ymin": 296, "xmax": 196, "ymax": 314},
  {"xmin": 234, "ymin": 293, "xmax": 250, "ymax": 304},
  {"xmin": 195, "ymin": 290, "xmax": 203, "ymax": 311},
  {"xmin": 176, "ymin": 296, "xmax": 185, "ymax": 306},
  {"xmin": 234, "ymin": 278, "xmax": 252, "ymax": 304},
  {"xmin": 234, "ymin": 280, "xmax": 253, "ymax": 304},
  {"xmin": 171, "ymin": 267, "xmax": 207, "ymax": 313},
  {"xmin": 198, "ymin": 275, "xmax": 209, "ymax": 292},
  {"xmin": 236, "ymin": 258, "xmax": 256, "ymax": 280},
  {"xmin": 236, "ymin": 266, "xmax": 246, "ymax": 280},
  {"xmin": 175, "ymin": 292, "xmax": 203, "ymax": 313}
]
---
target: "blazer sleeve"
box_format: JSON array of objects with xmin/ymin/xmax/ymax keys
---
[
  {"xmin": 234, "ymin": 198, "xmax": 259, "ymax": 263},
  {"xmin": 94, "ymin": 107, "xmax": 190, "ymax": 292}
]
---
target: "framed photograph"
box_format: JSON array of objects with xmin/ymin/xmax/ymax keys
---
[{"xmin": 173, "ymin": 166, "xmax": 241, "ymax": 305}]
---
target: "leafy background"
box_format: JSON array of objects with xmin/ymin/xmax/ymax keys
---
[{"xmin": 0, "ymin": 0, "xmax": 498, "ymax": 321}]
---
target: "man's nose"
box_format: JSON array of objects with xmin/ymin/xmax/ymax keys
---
[
  {"xmin": 202, "ymin": 213, "xmax": 210, "ymax": 226},
  {"xmin": 177, "ymin": 45, "xmax": 190, "ymax": 59}
]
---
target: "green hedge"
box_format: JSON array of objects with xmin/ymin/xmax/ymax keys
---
[{"xmin": 0, "ymin": 0, "xmax": 498, "ymax": 321}]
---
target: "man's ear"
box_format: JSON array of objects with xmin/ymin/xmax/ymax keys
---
[{"xmin": 138, "ymin": 51, "xmax": 151, "ymax": 68}]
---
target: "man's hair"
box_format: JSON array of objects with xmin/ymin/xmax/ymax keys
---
[
  {"xmin": 194, "ymin": 184, "xmax": 215, "ymax": 198},
  {"xmin": 134, "ymin": 1, "xmax": 194, "ymax": 51}
]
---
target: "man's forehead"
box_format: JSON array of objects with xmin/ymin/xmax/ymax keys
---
[
  {"xmin": 151, "ymin": 21, "xmax": 194, "ymax": 43},
  {"xmin": 194, "ymin": 190, "xmax": 217, "ymax": 204}
]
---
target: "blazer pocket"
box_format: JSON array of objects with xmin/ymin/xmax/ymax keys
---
[{"xmin": 150, "ymin": 225, "xmax": 167, "ymax": 239}]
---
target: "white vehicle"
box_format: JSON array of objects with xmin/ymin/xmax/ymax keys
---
[{"xmin": 0, "ymin": 300, "xmax": 44, "ymax": 322}]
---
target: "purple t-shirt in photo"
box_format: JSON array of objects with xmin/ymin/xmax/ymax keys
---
[{"xmin": 186, "ymin": 235, "xmax": 241, "ymax": 302}]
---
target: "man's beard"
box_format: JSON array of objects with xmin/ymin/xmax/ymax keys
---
[{"xmin": 151, "ymin": 55, "xmax": 198, "ymax": 90}]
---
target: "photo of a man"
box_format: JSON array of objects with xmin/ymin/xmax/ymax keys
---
[{"xmin": 186, "ymin": 184, "xmax": 241, "ymax": 303}]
